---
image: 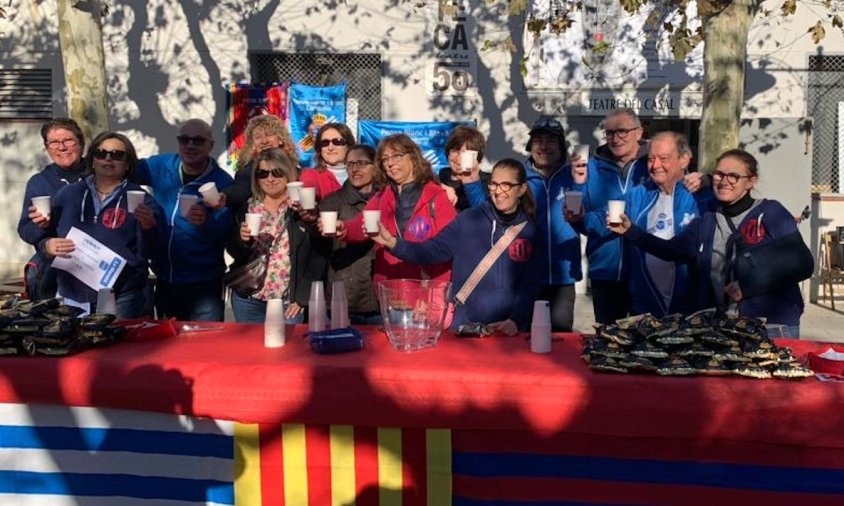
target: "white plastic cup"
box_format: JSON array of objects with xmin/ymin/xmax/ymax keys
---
[
  {"xmin": 565, "ymin": 191, "xmax": 583, "ymax": 214},
  {"xmin": 31, "ymin": 196, "xmax": 51, "ymax": 217},
  {"xmin": 245, "ymin": 213, "xmax": 262, "ymax": 236},
  {"xmin": 299, "ymin": 187, "xmax": 316, "ymax": 210},
  {"xmin": 607, "ymin": 200, "xmax": 626, "ymax": 226},
  {"xmin": 96, "ymin": 288, "xmax": 117, "ymax": 316},
  {"xmin": 198, "ymin": 181, "xmax": 220, "ymax": 206},
  {"xmin": 309, "ymin": 281, "xmax": 327, "ymax": 333},
  {"xmin": 459, "ymin": 150, "xmax": 478, "ymax": 173},
  {"xmin": 320, "ymin": 211, "xmax": 338, "ymax": 236},
  {"xmin": 530, "ymin": 300, "xmax": 552, "ymax": 353},
  {"xmin": 127, "ymin": 191, "xmax": 146, "ymax": 213},
  {"xmin": 178, "ymin": 194, "xmax": 200, "ymax": 217},
  {"xmin": 363, "ymin": 210, "xmax": 381, "ymax": 236},
  {"xmin": 264, "ymin": 298, "xmax": 286, "ymax": 348},
  {"xmin": 572, "ymin": 144, "xmax": 590, "ymax": 162},
  {"xmin": 330, "ymin": 281, "xmax": 349, "ymax": 329},
  {"xmin": 287, "ymin": 182, "xmax": 304, "ymax": 202}
]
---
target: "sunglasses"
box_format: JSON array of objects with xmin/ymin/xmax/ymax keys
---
[
  {"xmin": 256, "ymin": 168, "xmax": 287, "ymax": 179},
  {"xmin": 177, "ymin": 135, "xmax": 210, "ymax": 146},
  {"xmin": 92, "ymin": 149, "xmax": 127, "ymax": 161},
  {"xmin": 318, "ymin": 138, "xmax": 347, "ymax": 148}
]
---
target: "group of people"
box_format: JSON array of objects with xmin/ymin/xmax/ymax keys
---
[{"xmin": 18, "ymin": 107, "xmax": 812, "ymax": 336}]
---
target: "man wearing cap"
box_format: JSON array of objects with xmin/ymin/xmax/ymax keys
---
[
  {"xmin": 135, "ymin": 118, "xmax": 233, "ymax": 321},
  {"xmin": 524, "ymin": 117, "xmax": 582, "ymax": 332},
  {"xmin": 579, "ymin": 108, "xmax": 708, "ymax": 323}
]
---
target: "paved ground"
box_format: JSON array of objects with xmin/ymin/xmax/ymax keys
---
[{"xmin": 572, "ymin": 293, "xmax": 844, "ymax": 343}]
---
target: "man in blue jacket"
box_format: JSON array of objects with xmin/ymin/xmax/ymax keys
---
[
  {"xmin": 580, "ymin": 108, "xmax": 708, "ymax": 322},
  {"xmin": 18, "ymin": 118, "xmax": 87, "ymax": 300},
  {"xmin": 135, "ymin": 119, "xmax": 233, "ymax": 321},
  {"xmin": 584, "ymin": 131, "xmax": 713, "ymax": 316},
  {"xmin": 524, "ymin": 118, "xmax": 582, "ymax": 331}
]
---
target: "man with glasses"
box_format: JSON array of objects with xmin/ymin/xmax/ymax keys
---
[
  {"xmin": 135, "ymin": 118, "xmax": 233, "ymax": 321},
  {"xmin": 584, "ymin": 131, "xmax": 713, "ymax": 317},
  {"xmin": 18, "ymin": 118, "xmax": 87, "ymax": 300},
  {"xmin": 580, "ymin": 108, "xmax": 708, "ymax": 322},
  {"xmin": 523, "ymin": 117, "xmax": 583, "ymax": 332}
]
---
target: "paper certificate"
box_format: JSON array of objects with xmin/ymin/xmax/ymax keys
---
[{"xmin": 52, "ymin": 227, "xmax": 127, "ymax": 291}]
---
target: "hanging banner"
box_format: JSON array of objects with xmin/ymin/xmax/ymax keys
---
[
  {"xmin": 225, "ymin": 83, "xmax": 288, "ymax": 168},
  {"xmin": 288, "ymin": 83, "xmax": 347, "ymax": 168},
  {"xmin": 358, "ymin": 120, "xmax": 472, "ymax": 169}
]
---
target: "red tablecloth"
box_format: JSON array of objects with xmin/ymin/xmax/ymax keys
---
[{"xmin": 0, "ymin": 324, "xmax": 842, "ymax": 453}]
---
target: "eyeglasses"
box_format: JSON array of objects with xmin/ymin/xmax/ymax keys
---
[
  {"xmin": 487, "ymin": 181, "xmax": 522, "ymax": 192},
  {"xmin": 256, "ymin": 168, "xmax": 287, "ymax": 179},
  {"xmin": 318, "ymin": 138, "xmax": 347, "ymax": 148},
  {"xmin": 346, "ymin": 160, "xmax": 373, "ymax": 170},
  {"xmin": 380, "ymin": 152, "xmax": 407, "ymax": 166},
  {"xmin": 604, "ymin": 127, "xmax": 640, "ymax": 139},
  {"xmin": 712, "ymin": 170, "xmax": 752, "ymax": 185},
  {"xmin": 177, "ymin": 135, "xmax": 210, "ymax": 146},
  {"xmin": 92, "ymin": 149, "xmax": 127, "ymax": 161},
  {"xmin": 46, "ymin": 138, "xmax": 79, "ymax": 149}
]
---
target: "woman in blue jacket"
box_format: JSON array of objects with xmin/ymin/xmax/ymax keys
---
[
  {"xmin": 610, "ymin": 149, "xmax": 812, "ymax": 337},
  {"xmin": 44, "ymin": 132, "xmax": 163, "ymax": 318},
  {"xmin": 373, "ymin": 159, "xmax": 542, "ymax": 334}
]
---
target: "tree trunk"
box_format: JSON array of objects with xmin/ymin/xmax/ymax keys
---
[
  {"xmin": 698, "ymin": 0, "xmax": 759, "ymax": 173},
  {"xmin": 56, "ymin": 0, "xmax": 110, "ymax": 140}
]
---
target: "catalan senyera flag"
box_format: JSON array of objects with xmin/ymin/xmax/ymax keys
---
[{"xmin": 241, "ymin": 424, "xmax": 452, "ymax": 506}]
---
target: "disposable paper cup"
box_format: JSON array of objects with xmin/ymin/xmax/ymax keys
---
[
  {"xmin": 531, "ymin": 300, "xmax": 551, "ymax": 327},
  {"xmin": 363, "ymin": 210, "xmax": 381, "ymax": 235},
  {"xmin": 572, "ymin": 144, "xmax": 590, "ymax": 161},
  {"xmin": 459, "ymin": 150, "xmax": 478, "ymax": 173},
  {"xmin": 264, "ymin": 298, "xmax": 286, "ymax": 348},
  {"xmin": 198, "ymin": 181, "xmax": 220, "ymax": 206},
  {"xmin": 320, "ymin": 211, "xmax": 338, "ymax": 235},
  {"xmin": 178, "ymin": 194, "xmax": 200, "ymax": 217},
  {"xmin": 127, "ymin": 191, "xmax": 146, "ymax": 213},
  {"xmin": 608, "ymin": 200, "xmax": 626, "ymax": 225},
  {"xmin": 287, "ymin": 182, "xmax": 304, "ymax": 202},
  {"xmin": 565, "ymin": 191, "xmax": 582, "ymax": 214},
  {"xmin": 245, "ymin": 213, "xmax": 262, "ymax": 236},
  {"xmin": 299, "ymin": 187, "xmax": 316, "ymax": 210},
  {"xmin": 31, "ymin": 196, "xmax": 51, "ymax": 217}
]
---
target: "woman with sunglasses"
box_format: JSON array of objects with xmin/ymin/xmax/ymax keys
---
[
  {"xmin": 300, "ymin": 123, "xmax": 356, "ymax": 201},
  {"xmin": 609, "ymin": 149, "xmax": 812, "ymax": 337},
  {"xmin": 224, "ymin": 114, "xmax": 298, "ymax": 209},
  {"xmin": 372, "ymin": 159, "xmax": 541, "ymax": 334},
  {"xmin": 226, "ymin": 148, "xmax": 331, "ymax": 323},
  {"xmin": 332, "ymin": 134, "xmax": 457, "ymax": 291},
  {"xmin": 316, "ymin": 145, "xmax": 385, "ymax": 325},
  {"xmin": 43, "ymin": 131, "xmax": 163, "ymax": 317}
]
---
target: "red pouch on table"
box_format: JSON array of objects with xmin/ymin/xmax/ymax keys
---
[{"xmin": 116, "ymin": 318, "xmax": 179, "ymax": 342}]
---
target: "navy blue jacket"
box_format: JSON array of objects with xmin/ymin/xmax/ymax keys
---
[
  {"xmin": 586, "ymin": 180, "xmax": 714, "ymax": 316},
  {"xmin": 135, "ymin": 154, "xmax": 233, "ymax": 284},
  {"xmin": 49, "ymin": 177, "xmax": 163, "ymax": 306},
  {"xmin": 391, "ymin": 202, "xmax": 542, "ymax": 331},
  {"xmin": 625, "ymin": 199, "xmax": 806, "ymax": 326},
  {"xmin": 581, "ymin": 146, "xmax": 650, "ymax": 281},
  {"xmin": 18, "ymin": 162, "xmax": 87, "ymax": 248}
]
